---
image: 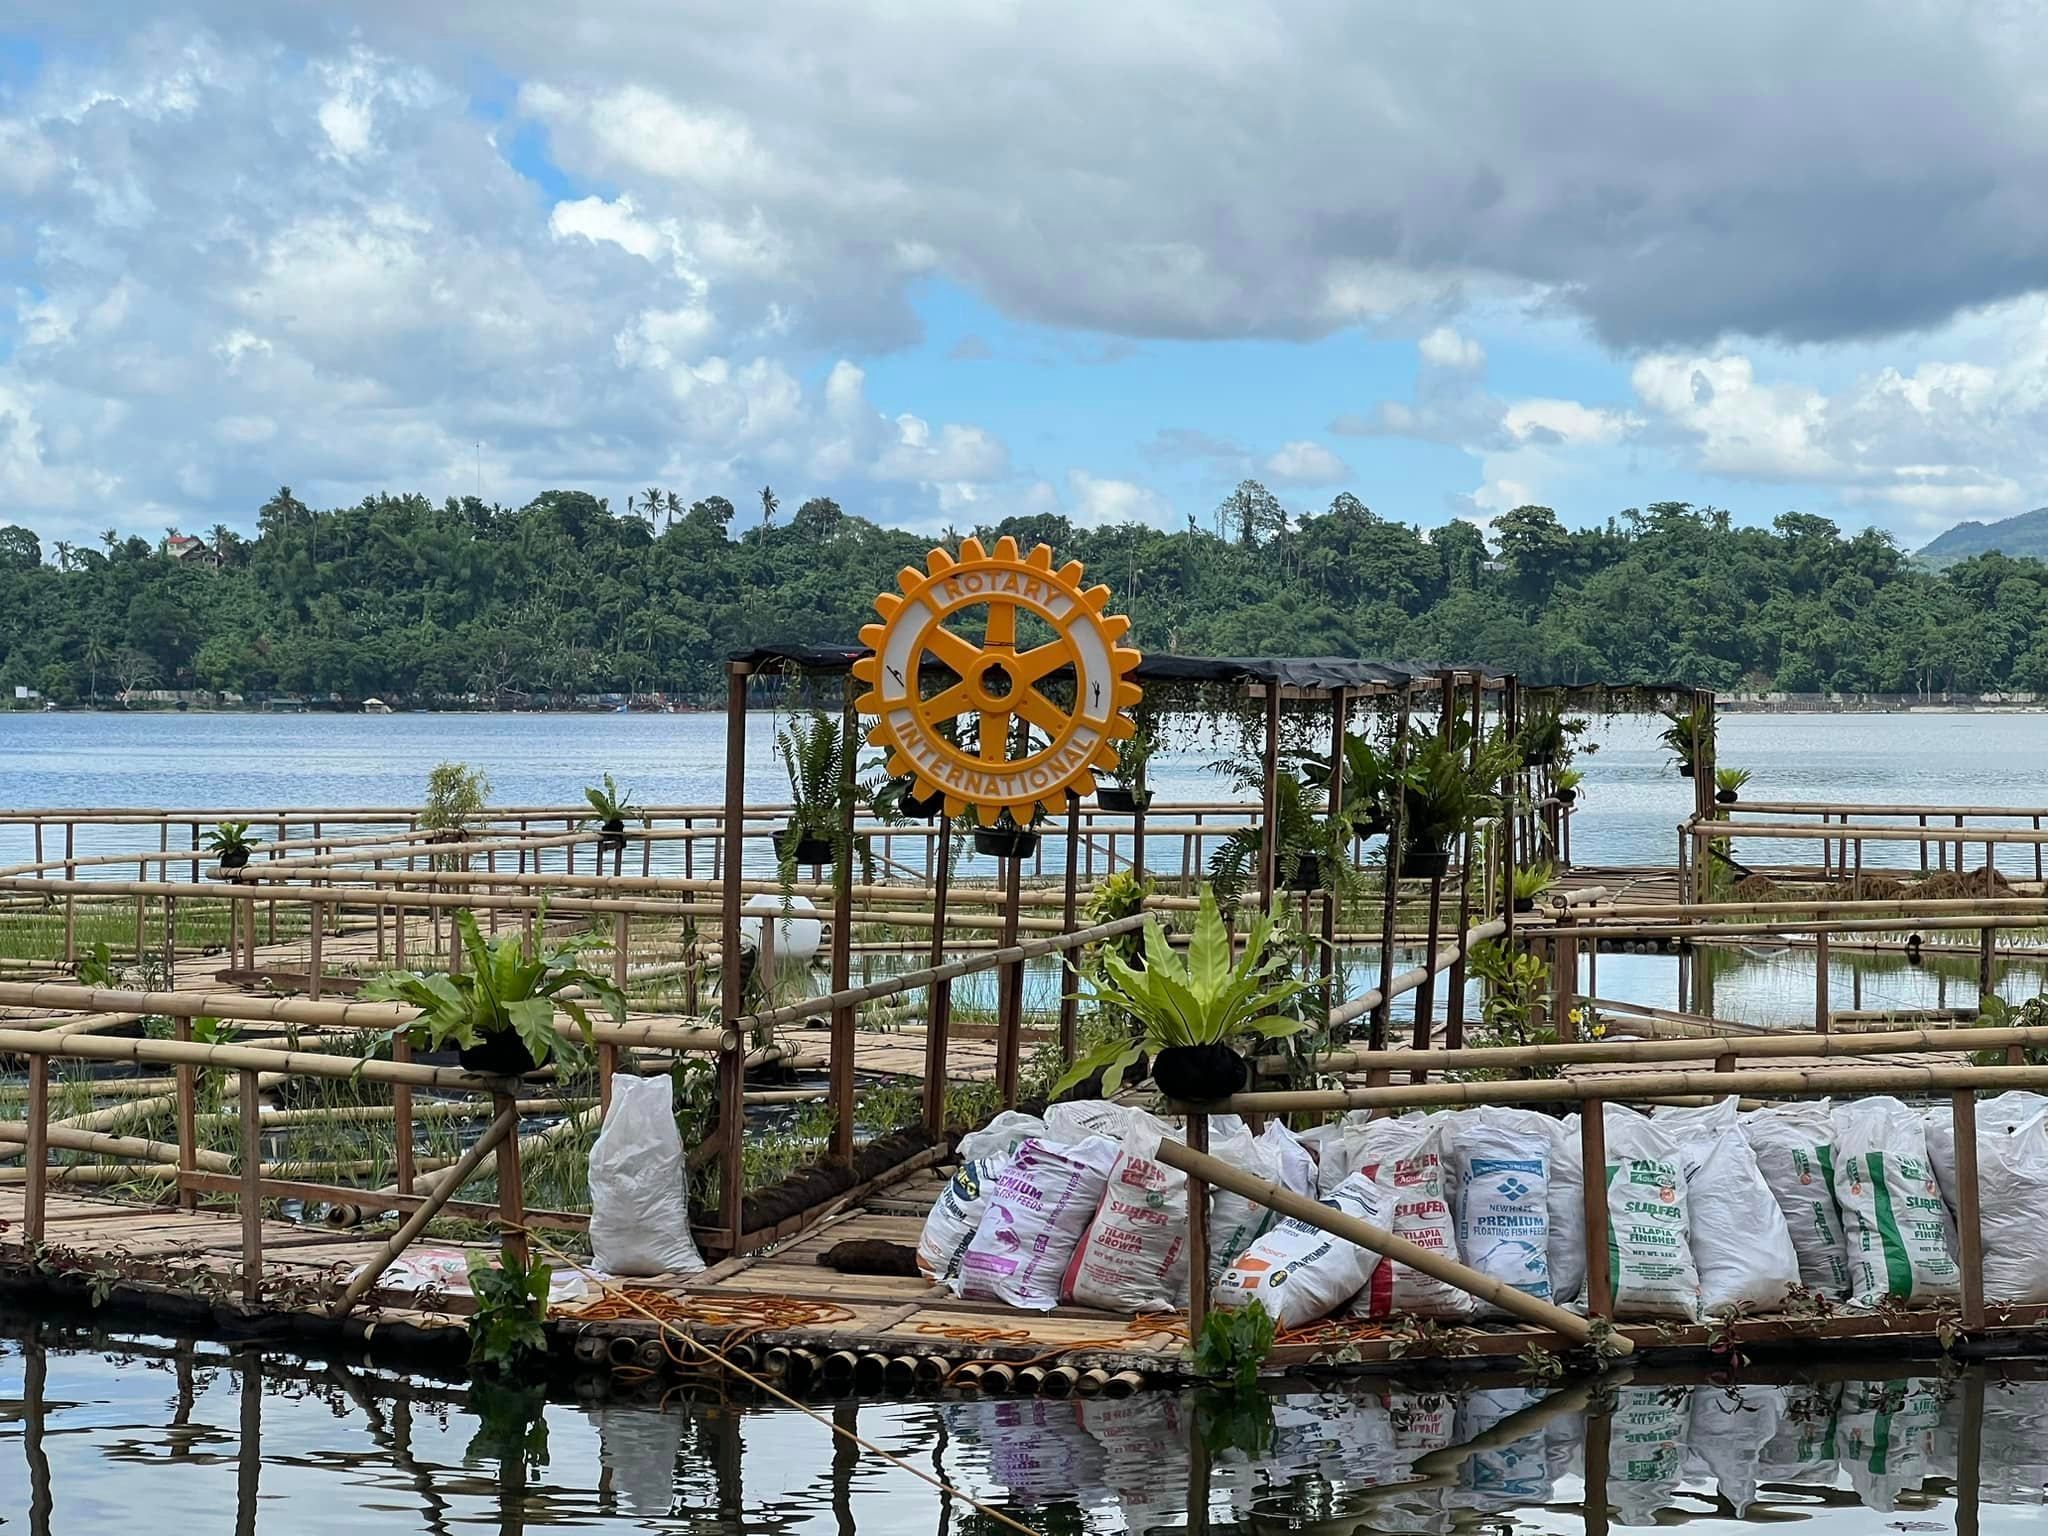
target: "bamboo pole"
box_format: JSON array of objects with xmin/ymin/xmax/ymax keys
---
[
  {"xmin": 1214, "ymin": 1060, "xmax": 2048, "ymax": 1115},
  {"xmin": 328, "ymin": 1100, "xmax": 520, "ymax": 1319},
  {"xmin": 1151, "ymin": 1136, "xmax": 1623, "ymax": 1351}
]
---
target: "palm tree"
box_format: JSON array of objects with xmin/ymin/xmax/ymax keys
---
[{"xmin": 759, "ymin": 484, "xmax": 778, "ymax": 530}]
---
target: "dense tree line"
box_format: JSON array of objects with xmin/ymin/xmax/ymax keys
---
[{"xmin": 0, "ymin": 484, "xmax": 2041, "ymax": 705}]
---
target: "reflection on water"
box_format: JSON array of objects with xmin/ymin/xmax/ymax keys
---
[{"xmin": 6, "ymin": 1314, "xmax": 2047, "ymax": 1533}]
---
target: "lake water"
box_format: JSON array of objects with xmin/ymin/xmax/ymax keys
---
[
  {"xmin": 5, "ymin": 707, "xmax": 2048, "ymax": 872},
  {"xmin": 6, "ymin": 1314, "xmax": 2042, "ymax": 1533}
]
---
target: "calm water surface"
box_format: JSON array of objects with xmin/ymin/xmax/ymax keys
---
[
  {"xmin": 5, "ymin": 1316, "xmax": 2043, "ymax": 1533},
  {"xmin": 6, "ymin": 708, "xmax": 2048, "ymax": 871}
]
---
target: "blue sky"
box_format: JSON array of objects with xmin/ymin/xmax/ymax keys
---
[{"xmin": 3, "ymin": 5, "xmax": 2047, "ymax": 552}]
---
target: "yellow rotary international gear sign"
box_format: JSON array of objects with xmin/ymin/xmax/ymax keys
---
[{"xmin": 852, "ymin": 536, "xmax": 1142, "ymax": 825}]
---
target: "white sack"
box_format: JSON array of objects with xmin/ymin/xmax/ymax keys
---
[
  {"xmin": 1662, "ymin": 1098, "xmax": 1799, "ymax": 1316},
  {"xmin": 587, "ymin": 1073, "xmax": 705, "ymax": 1277},
  {"xmin": 1063, "ymin": 1126, "xmax": 1190, "ymax": 1312},
  {"xmin": 1602, "ymin": 1106, "xmax": 1700, "ymax": 1321},
  {"xmin": 1347, "ymin": 1123, "xmax": 1478, "ymax": 1320},
  {"xmin": 956, "ymin": 1135, "xmax": 1119, "ymax": 1310},
  {"xmin": 1828, "ymin": 1096, "xmax": 1959, "ymax": 1308},
  {"xmin": 918, "ymin": 1151, "xmax": 1012, "ymax": 1280},
  {"xmin": 1739, "ymin": 1100, "xmax": 1853, "ymax": 1295},
  {"xmin": 1213, "ymin": 1170, "xmax": 1392, "ymax": 1329},
  {"xmin": 1976, "ymin": 1108, "xmax": 2048, "ymax": 1303},
  {"xmin": 1449, "ymin": 1108, "xmax": 1554, "ymax": 1314}
]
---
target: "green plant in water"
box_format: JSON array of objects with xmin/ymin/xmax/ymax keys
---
[
  {"xmin": 1399, "ymin": 723, "xmax": 1521, "ymax": 865},
  {"xmin": 1208, "ymin": 769, "xmax": 1355, "ymax": 908},
  {"xmin": 1465, "ymin": 940, "xmax": 1558, "ymax": 1069},
  {"xmin": 582, "ymin": 772, "xmax": 640, "ymax": 829},
  {"xmin": 421, "ymin": 761, "xmax": 492, "ymax": 833},
  {"xmin": 1297, "ymin": 730, "xmax": 1396, "ymax": 834},
  {"xmin": 203, "ymin": 820, "xmax": 261, "ymax": 861},
  {"xmin": 1193, "ymin": 1300, "xmax": 1276, "ymax": 1391},
  {"xmin": 466, "ymin": 1248, "xmax": 552, "ymax": 1374},
  {"xmin": 1052, "ymin": 885, "xmax": 1307, "ymax": 1097},
  {"xmin": 1658, "ymin": 704, "xmax": 1714, "ymax": 775},
  {"xmin": 364, "ymin": 904, "xmax": 625, "ymax": 1071}
]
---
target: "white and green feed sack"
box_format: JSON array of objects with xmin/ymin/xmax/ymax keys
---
[
  {"xmin": 1601, "ymin": 1106, "xmax": 1701, "ymax": 1321},
  {"xmin": 1827, "ymin": 1097, "xmax": 1959, "ymax": 1308},
  {"xmin": 1213, "ymin": 1170, "xmax": 1392, "ymax": 1329},
  {"xmin": 1738, "ymin": 1100, "xmax": 1853, "ymax": 1296}
]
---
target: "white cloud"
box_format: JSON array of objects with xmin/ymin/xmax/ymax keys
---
[
  {"xmin": 1419, "ymin": 326, "xmax": 1485, "ymax": 371},
  {"xmin": 1263, "ymin": 440, "xmax": 1350, "ymax": 484},
  {"xmin": 1067, "ymin": 471, "xmax": 1171, "ymax": 527}
]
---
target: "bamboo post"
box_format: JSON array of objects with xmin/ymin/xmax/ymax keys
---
[
  {"xmin": 718, "ymin": 663, "xmax": 750, "ymax": 1252},
  {"xmin": 1953, "ymin": 1089, "xmax": 1986, "ymax": 1332},
  {"xmin": 494, "ymin": 1090, "xmax": 528, "ymax": 1268},
  {"xmin": 1257, "ymin": 679, "xmax": 1282, "ymax": 903},
  {"xmin": 23, "ymin": 1056, "xmax": 47, "ymax": 1245},
  {"xmin": 240, "ymin": 1069, "xmax": 263, "ymax": 1300},
  {"xmin": 1184, "ymin": 1111, "xmax": 1209, "ymax": 1340},
  {"xmin": 996, "ymin": 848, "xmax": 1025, "ymax": 1108},
  {"xmin": 329, "ymin": 1099, "xmax": 519, "ymax": 1319},
  {"xmin": 1059, "ymin": 793, "xmax": 1082, "ymax": 1062},
  {"xmin": 1815, "ymin": 928, "xmax": 1830, "ymax": 1034},
  {"xmin": 829, "ymin": 691, "xmax": 858, "ymax": 1165},
  {"xmin": 1152, "ymin": 1135, "xmax": 1622, "ymax": 1350},
  {"xmin": 392, "ymin": 1034, "xmax": 416, "ymax": 1196},
  {"xmin": 1579, "ymin": 1103, "xmax": 1610, "ymax": 1320},
  {"xmin": 175, "ymin": 1015, "xmax": 197, "ymax": 1212},
  {"xmin": 922, "ymin": 815, "xmax": 955, "ymax": 1135},
  {"xmin": 1371, "ymin": 691, "xmax": 1413, "ymax": 1055}
]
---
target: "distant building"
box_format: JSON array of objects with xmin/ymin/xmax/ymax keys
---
[{"xmin": 163, "ymin": 534, "xmax": 210, "ymax": 562}]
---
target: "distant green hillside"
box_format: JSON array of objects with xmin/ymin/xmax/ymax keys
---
[{"xmin": 1917, "ymin": 506, "xmax": 2048, "ymax": 567}]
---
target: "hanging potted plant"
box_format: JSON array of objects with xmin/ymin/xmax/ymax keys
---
[
  {"xmin": 1398, "ymin": 724, "xmax": 1518, "ymax": 880},
  {"xmin": 1658, "ymin": 704, "xmax": 1714, "ymax": 780},
  {"xmin": 773, "ymin": 709, "xmax": 853, "ymax": 871},
  {"xmin": 206, "ymin": 821, "xmax": 262, "ymax": 880},
  {"xmin": 1208, "ymin": 771, "xmax": 1354, "ymax": 903},
  {"xmin": 1715, "ymin": 766, "xmax": 1750, "ymax": 806},
  {"xmin": 1052, "ymin": 885, "xmax": 1306, "ymax": 1103},
  {"xmin": 1297, "ymin": 732, "xmax": 1394, "ymax": 839},
  {"xmin": 1512, "ymin": 863, "xmax": 1555, "ymax": 914},
  {"xmin": 1518, "ymin": 708, "xmax": 1568, "ymax": 768},
  {"xmin": 973, "ymin": 805, "xmax": 1046, "ymax": 861},
  {"xmin": 1096, "ymin": 719, "xmax": 1156, "ymax": 814},
  {"xmin": 365, "ymin": 906, "xmax": 626, "ymax": 1076},
  {"xmin": 582, "ymin": 773, "xmax": 641, "ymax": 869},
  {"xmin": 1554, "ymin": 767, "xmax": 1584, "ymax": 805}
]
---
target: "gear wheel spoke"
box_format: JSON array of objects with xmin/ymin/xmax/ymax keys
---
[{"xmin": 852, "ymin": 535, "xmax": 1143, "ymax": 826}]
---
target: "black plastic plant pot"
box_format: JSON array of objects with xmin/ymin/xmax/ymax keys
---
[
  {"xmin": 973, "ymin": 828, "xmax": 1040, "ymax": 860},
  {"xmin": 459, "ymin": 1030, "xmax": 541, "ymax": 1077},
  {"xmin": 773, "ymin": 829, "xmax": 837, "ymax": 866},
  {"xmin": 1716, "ymin": 789, "xmax": 1738, "ymax": 805},
  {"xmin": 1151, "ymin": 1044, "xmax": 1248, "ymax": 1103},
  {"xmin": 1402, "ymin": 845, "xmax": 1451, "ymax": 880},
  {"xmin": 1096, "ymin": 786, "xmax": 1151, "ymax": 814}
]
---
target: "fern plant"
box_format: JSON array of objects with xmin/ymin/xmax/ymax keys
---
[
  {"xmin": 364, "ymin": 905, "xmax": 624, "ymax": 1071},
  {"xmin": 1052, "ymin": 885, "xmax": 1307, "ymax": 1097}
]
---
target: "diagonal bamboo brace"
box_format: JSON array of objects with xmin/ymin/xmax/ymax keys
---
[
  {"xmin": 327, "ymin": 1100, "xmax": 520, "ymax": 1320},
  {"xmin": 1150, "ymin": 1137, "xmax": 1629, "ymax": 1355}
]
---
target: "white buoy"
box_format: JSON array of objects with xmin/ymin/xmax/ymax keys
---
[{"xmin": 740, "ymin": 893, "xmax": 822, "ymax": 967}]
